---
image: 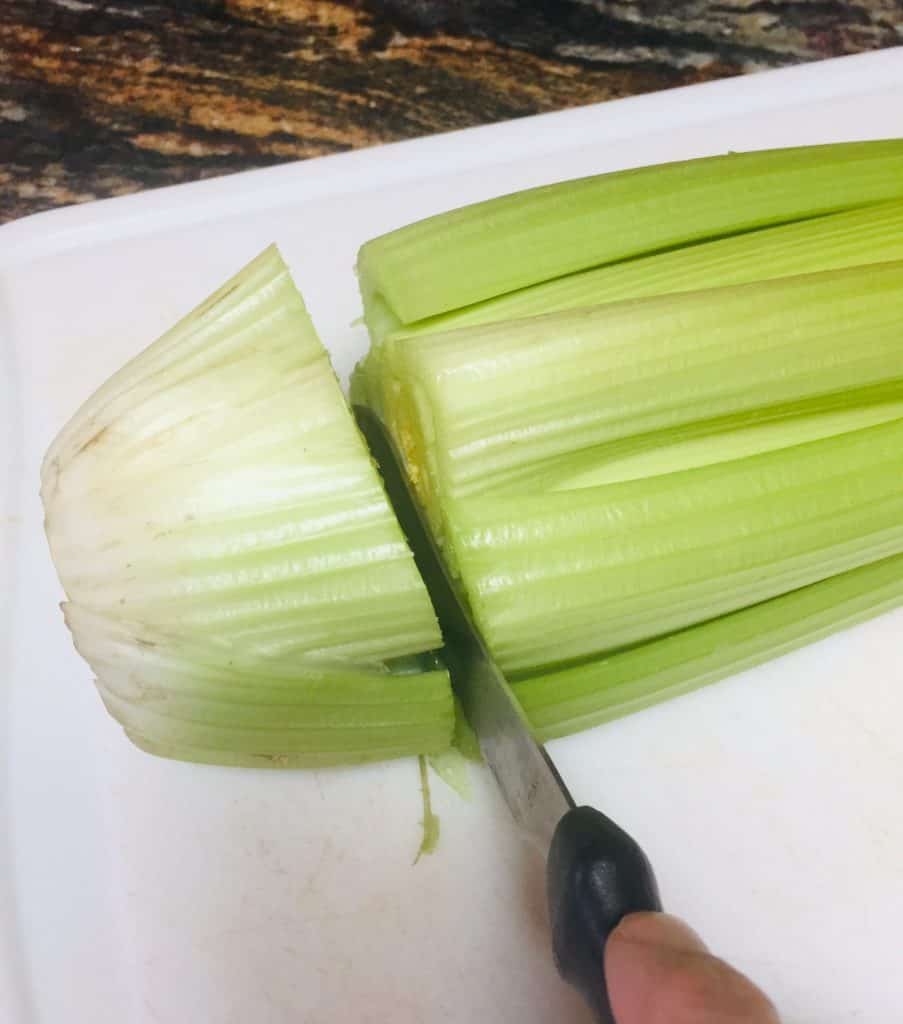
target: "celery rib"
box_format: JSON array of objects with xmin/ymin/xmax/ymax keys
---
[
  {"xmin": 392, "ymin": 199, "xmax": 903, "ymax": 339},
  {"xmin": 515, "ymin": 553, "xmax": 903, "ymax": 741},
  {"xmin": 450, "ymin": 415, "xmax": 903, "ymax": 673},
  {"xmin": 378, "ymin": 260, "xmax": 903, "ymax": 508},
  {"xmin": 359, "ymin": 140, "xmax": 903, "ymax": 325}
]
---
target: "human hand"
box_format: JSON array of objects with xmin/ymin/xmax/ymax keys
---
[{"xmin": 605, "ymin": 913, "xmax": 780, "ymax": 1023}]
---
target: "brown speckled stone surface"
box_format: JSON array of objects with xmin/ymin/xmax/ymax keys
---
[{"xmin": 1, "ymin": 1, "xmax": 901, "ymax": 223}]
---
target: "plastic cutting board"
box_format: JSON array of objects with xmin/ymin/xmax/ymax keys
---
[{"xmin": 2, "ymin": 48, "xmax": 903, "ymax": 1024}]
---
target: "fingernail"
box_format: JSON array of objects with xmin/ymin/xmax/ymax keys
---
[{"xmin": 611, "ymin": 912, "xmax": 709, "ymax": 954}]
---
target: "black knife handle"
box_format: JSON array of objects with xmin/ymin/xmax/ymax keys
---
[{"xmin": 547, "ymin": 806, "xmax": 662, "ymax": 1022}]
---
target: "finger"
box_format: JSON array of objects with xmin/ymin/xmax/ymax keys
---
[{"xmin": 605, "ymin": 912, "xmax": 781, "ymax": 1024}]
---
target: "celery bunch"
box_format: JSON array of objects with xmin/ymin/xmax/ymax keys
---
[
  {"xmin": 41, "ymin": 140, "xmax": 903, "ymax": 768},
  {"xmin": 355, "ymin": 140, "xmax": 903, "ymax": 734}
]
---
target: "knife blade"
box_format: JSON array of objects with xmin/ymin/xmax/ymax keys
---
[
  {"xmin": 354, "ymin": 406, "xmax": 662, "ymax": 1023},
  {"xmin": 349, "ymin": 407, "xmax": 574, "ymax": 849}
]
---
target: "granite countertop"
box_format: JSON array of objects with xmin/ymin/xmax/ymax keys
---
[{"xmin": 1, "ymin": 1, "xmax": 900, "ymax": 223}]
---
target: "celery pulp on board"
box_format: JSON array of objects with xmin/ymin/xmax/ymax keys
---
[{"xmin": 41, "ymin": 246, "xmax": 454, "ymax": 767}]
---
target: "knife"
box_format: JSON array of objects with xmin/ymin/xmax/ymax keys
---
[{"xmin": 355, "ymin": 408, "xmax": 662, "ymax": 1023}]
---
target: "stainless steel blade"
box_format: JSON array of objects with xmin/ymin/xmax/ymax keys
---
[{"xmin": 355, "ymin": 407, "xmax": 574, "ymax": 850}]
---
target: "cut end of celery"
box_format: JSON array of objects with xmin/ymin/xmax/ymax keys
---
[
  {"xmin": 427, "ymin": 698, "xmax": 481, "ymax": 799},
  {"xmin": 42, "ymin": 245, "xmax": 455, "ymax": 768}
]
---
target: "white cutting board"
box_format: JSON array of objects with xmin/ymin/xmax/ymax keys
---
[{"xmin": 3, "ymin": 49, "xmax": 903, "ymax": 1024}]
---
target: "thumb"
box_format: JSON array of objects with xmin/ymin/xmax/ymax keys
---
[{"xmin": 605, "ymin": 912, "xmax": 780, "ymax": 1024}]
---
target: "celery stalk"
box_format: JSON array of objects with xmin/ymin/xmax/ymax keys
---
[
  {"xmin": 449, "ymin": 415, "xmax": 903, "ymax": 674},
  {"xmin": 392, "ymin": 199, "xmax": 903, "ymax": 339},
  {"xmin": 515, "ymin": 552, "xmax": 903, "ymax": 741},
  {"xmin": 358, "ymin": 140, "xmax": 903, "ymax": 326},
  {"xmin": 373, "ymin": 261, "xmax": 903, "ymax": 506},
  {"xmin": 41, "ymin": 246, "xmax": 454, "ymax": 767}
]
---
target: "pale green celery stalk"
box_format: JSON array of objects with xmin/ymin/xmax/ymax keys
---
[
  {"xmin": 373, "ymin": 261, "xmax": 903, "ymax": 505},
  {"xmin": 514, "ymin": 551, "xmax": 903, "ymax": 741},
  {"xmin": 393, "ymin": 199, "xmax": 903, "ymax": 338},
  {"xmin": 357, "ymin": 139, "xmax": 903, "ymax": 327},
  {"xmin": 446, "ymin": 414, "xmax": 903, "ymax": 675},
  {"xmin": 41, "ymin": 246, "xmax": 453, "ymax": 767}
]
